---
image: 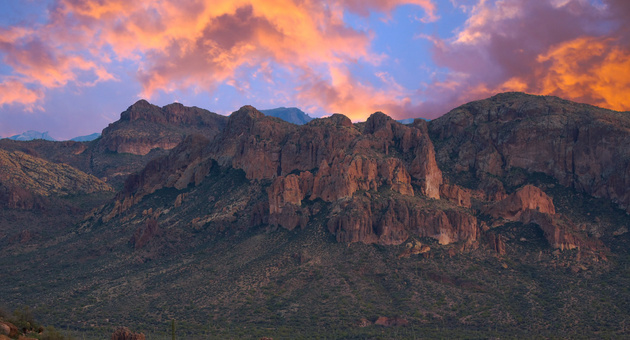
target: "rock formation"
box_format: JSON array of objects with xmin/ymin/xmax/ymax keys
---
[
  {"xmin": 484, "ymin": 185, "xmax": 599, "ymax": 250},
  {"xmin": 111, "ymin": 106, "xmax": 449, "ymax": 245},
  {"xmin": 430, "ymin": 92, "xmax": 630, "ymax": 213},
  {"xmin": 100, "ymin": 100, "xmax": 227, "ymax": 155},
  {"xmin": 327, "ymin": 196, "xmax": 478, "ymax": 246},
  {"xmin": 105, "ymin": 99, "xmax": 614, "ymax": 252}
]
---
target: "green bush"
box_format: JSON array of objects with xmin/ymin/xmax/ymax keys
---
[
  {"xmin": 10, "ymin": 306, "xmax": 39, "ymax": 333},
  {"xmin": 41, "ymin": 326, "xmax": 70, "ymax": 340}
]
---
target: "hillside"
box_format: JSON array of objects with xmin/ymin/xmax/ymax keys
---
[
  {"xmin": 0, "ymin": 93, "xmax": 629, "ymax": 338},
  {"xmin": 0, "ymin": 100, "xmax": 229, "ymax": 189}
]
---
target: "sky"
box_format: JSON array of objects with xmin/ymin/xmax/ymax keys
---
[{"xmin": 0, "ymin": 0, "xmax": 628, "ymax": 140}]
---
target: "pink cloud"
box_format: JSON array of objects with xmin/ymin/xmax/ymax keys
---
[
  {"xmin": 297, "ymin": 66, "xmax": 415, "ymax": 120},
  {"xmin": 0, "ymin": 79, "xmax": 43, "ymax": 108},
  {"xmin": 1, "ymin": 0, "xmax": 437, "ymax": 119}
]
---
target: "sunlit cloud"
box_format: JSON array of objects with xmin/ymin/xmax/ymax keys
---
[
  {"xmin": 0, "ymin": 79, "xmax": 43, "ymax": 108},
  {"xmin": 534, "ymin": 37, "xmax": 630, "ymax": 111},
  {"xmin": 0, "ymin": 0, "xmax": 436, "ymax": 120},
  {"xmin": 297, "ymin": 66, "xmax": 414, "ymax": 120},
  {"xmin": 413, "ymin": 0, "xmax": 630, "ymax": 118}
]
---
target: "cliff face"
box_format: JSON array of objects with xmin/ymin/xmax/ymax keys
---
[
  {"xmin": 109, "ymin": 105, "xmax": 456, "ymax": 246},
  {"xmin": 3, "ymin": 94, "xmax": 627, "ymax": 338},
  {"xmin": 106, "ymin": 97, "xmax": 616, "ymax": 252},
  {"xmin": 207, "ymin": 107, "xmax": 449, "ymax": 245},
  {"xmin": 99, "ymin": 100, "xmax": 228, "ymax": 156},
  {"xmin": 482, "ymin": 185, "xmax": 598, "ymax": 250},
  {"xmin": 430, "ymin": 92, "xmax": 630, "ymax": 213},
  {"xmin": 326, "ymin": 197, "xmax": 478, "ymax": 246}
]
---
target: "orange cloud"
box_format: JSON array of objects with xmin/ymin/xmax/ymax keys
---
[
  {"xmin": 2, "ymin": 0, "xmax": 438, "ymax": 120},
  {"xmin": 420, "ymin": 0, "xmax": 630, "ymax": 117},
  {"xmin": 469, "ymin": 37, "xmax": 630, "ymax": 112},
  {"xmin": 535, "ymin": 37, "xmax": 630, "ymax": 111},
  {"xmin": 297, "ymin": 66, "xmax": 413, "ymax": 120},
  {"xmin": 46, "ymin": 0, "xmax": 435, "ymax": 116}
]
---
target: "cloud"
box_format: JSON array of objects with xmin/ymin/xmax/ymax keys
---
[
  {"xmin": 414, "ymin": 0, "xmax": 630, "ymax": 118},
  {"xmin": 0, "ymin": 79, "xmax": 43, "ymax": 108},
  {"xmin": 339, "ymin": 0, "xmax": 438, "ymax": 21},
  {"xmin": 0, "ymin": 19, "xmax": 117, "ymax": 108},
  {"xmin": 534, "ymin": 37, "xmax": 630, "ymax": 111},
  {"xmin": 1, "ymin": 0, "xmax": 437, "ymax": 118},
  {"xmin": 297, "ymin": 66, "xmax": 415, "ymax": 120}
]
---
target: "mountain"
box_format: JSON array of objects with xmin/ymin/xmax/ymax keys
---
[
  {"xmin": 430, "ymin": 92, "xmax": 630, "ymax": 214},
  {"xmin": 98, "ymin": 99, "xmax": 228, "ymax": 155},
  {"xmin": 0, "ymin": 93, "xmax": 629, "ymax": 338},
  {"xmin": 0, "ymin": 100, "xmax": 229, "ymax": 189},
  {"xmin": 70, "ymin": 132, "xmax": 101, "ymax": 142},
  {"xmin": 6, "ymin": 130, "xmax": 56, "ymax": 141},
  {"xmin": 260, "ymin": 106, "xmax": 313, "ymax": 125}
]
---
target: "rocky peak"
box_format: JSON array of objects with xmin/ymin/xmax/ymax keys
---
[
  {"xmin": 307, "ymin": 114, "xmax": 353, "ymax": 128},
  {"xmin": 120, "ymin": 99, "xmax": 162, "ymax": 122},
  {"xmin": 232, "ymin": 105, "xmax": 266, "ymax": 120},
  {"xmin": 364, "ymin": 111, "xmax": 394, "ymax": 134},
  {"xmin": 99, "ymin": 100, "xmax": 227, "ymax": 156},
  {"xmin": 430, "ymin": 91, "xmax": 630, "ymax": 213},
  {"xmin": 224, "ymin": 105, "xmax": 267, "ymax": 134}
]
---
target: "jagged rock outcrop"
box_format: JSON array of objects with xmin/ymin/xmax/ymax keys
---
[
  {"xmin": 104, "ymin": 135, "xmax": 213, "ymax": 221},
  {"xmin": 112, "ymin": 106, "xmax": 446, "ymax": 242},
  {"xmin": 440, "ymin": 183, "xmax": 473, "ymax": 208},
  {"xmin": 209, "ymin": 105, "xmax": 295, "ymax": 180},
  {"xmin": 484, "ymin": 185, "xmax": 555, "ymax": 220},
  {"xmin": 98, "ymin": 98, "xmax": 606, "ymax": 252},
  {"xmin": 257, "ymin": 110, "xmax": 443, "ymax": 237},
  {"xmin": 486, "ymin": 233, "xmax": 506, "ymax": 255},
  {"xmin": 100, "ymin": 100, "xmax": 227, "ymax": 155},
  {"xmin": 484, "ymin": 185, "xmax": 599, "ymax": 250},
  {"xmin": 430, "ymin": 92, "xmax": 630, "ymax": 213},
  {"xmin": 327, "ymin": 196, "xmax": 478, "ymax": 246}
]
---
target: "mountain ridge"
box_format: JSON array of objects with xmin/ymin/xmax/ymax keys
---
[
  {"xmin": 5, "ymin": 130, "xmax": 56, "ymax": 141},
  {"xmin": 0, "ymin": 92, "xmax": 628, "ymax": 338}
]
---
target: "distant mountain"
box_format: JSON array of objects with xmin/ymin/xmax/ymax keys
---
[
  {"xmin": 70, "ymin": 133, "xmax": 101, "ymax": 142},
  {"xmin": 397, "ymin": 117, "xmax": 430, "ymax": 124},
  {"xmin": 7, "ymin": 130, "xmax": 55, "ymax": 141},
  {"xmin": 261, "ymin": 107, "xmax": 313, "ymax": 125}
]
